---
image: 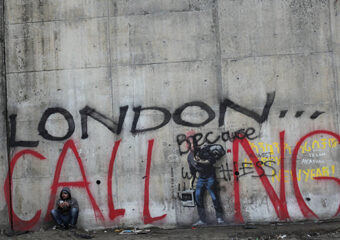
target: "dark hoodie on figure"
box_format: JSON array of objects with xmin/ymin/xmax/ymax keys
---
[
  {"xmin": 188, "ymin": 144, "xmax": 226, "ymax": 179},
  {"xmin": 56, "ymin": 187, "xmax": 79, "ymax": 215}
]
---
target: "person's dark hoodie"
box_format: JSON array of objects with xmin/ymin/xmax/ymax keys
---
[
  {"xmin": 187, "ymin": 144, "xmax": 226, "ymax": 179},
  {"xmin": 56, "ymin": 187, "xmax": 79, "ymax": 215}
]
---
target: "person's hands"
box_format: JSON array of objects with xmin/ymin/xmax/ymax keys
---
[
  {"xmin": 59, "ymin": 201, "xmax": 69, "ymax": 208},
  {"xmin": 194, "ymin": 156, "xmax": 210, "ymax": 165},
  {"xmin": 58, "ymin": 201, "xmax": 64, "ymax": 208}
]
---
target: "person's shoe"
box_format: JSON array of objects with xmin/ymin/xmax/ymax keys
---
[
  {"xmin": 217, "ymin": 218, "xmax": 225, "ymax": 224},
  {"xmin": 192, "ymin": 220, "xmax": 206, "ymax": 227},
  {"xmin": 69, "ymin": 224, "xmax": 77, "ymax": 230},
  {"xmin": 55, "ymin": 224, "xmax": 66, "ymax": 230}
]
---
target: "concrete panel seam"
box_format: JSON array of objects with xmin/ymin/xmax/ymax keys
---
[
  {"xmin": 1, "ymin": 0, "xmax": 11, "ymax": 231},
  {"xmin": 6, "ymin": 59, "xmax": 215, "ymax": 75},
  {"xmin": 221, "ymin": 50, "xmax": 333, "ymax": 61},
  {"xmin": 328, "ymin": 0, "xmax": 340, "ymax": 133},
  {"xmin": 5, "ymin": 9, "xmax": 211, "ymax": 26},
  {"xmin": 114, "ymin": 9, "xmax": 209, "ymax": 18},
  {"xmin": 107, "ymin": 0, "xmax": 114, "ymax": 121},
  {"xmin": 5, "ymin": 16, "xmax": 109, "ymax": 26},
  {"xmin": 6, "ymin": 65, "xmax": 109, "ymax": 75},
  {"xmin": 212, "ymin": 0, "xmax": 223, "ymax": 102},
  {"xmin": 112, "ymin": 59, "xmax": 211, "ymax": 67}
]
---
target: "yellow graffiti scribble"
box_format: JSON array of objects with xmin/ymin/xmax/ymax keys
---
[
  {"xmin": 249, "ymin": 137, "xmax": 338, "ymax": 156},
  {"xmin": 271, "ymin": 165, "xmax": 335, "ymax": 183},
  {"xmin": 329, "ymin": 138, "xmax": 338, "ymax": 148},
  {"xmin": 272, "ymin": 142, "xmax": 280, "ymax": 154},
  {"xmin": 258, "ymin": 142, "xmax": 266, "ymax": 152},
  {"xmin": 320, "ymin": 138, "xmax": 327, "ymax": 149},
  {"xmin": 249, "ymin": 142, "xmax": 259, "ymax": 154},
  {"xmin": 285, "ymin": 144, "xmax": 292, "ymax": 154}
]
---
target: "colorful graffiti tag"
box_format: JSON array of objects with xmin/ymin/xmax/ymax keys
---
[
  {"xmin": 4, "ymin": 91, "xmax": 339, "ymax": 231},
  {"xmin": 5, "ymin": 139, "xmax": 167, "ymax": 231}
]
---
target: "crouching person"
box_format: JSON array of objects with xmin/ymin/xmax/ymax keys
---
[{"xmin": 51, "ymin": 187, "xmax": 79, "ymax": 230}]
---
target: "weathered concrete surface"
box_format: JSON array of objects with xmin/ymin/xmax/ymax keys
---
[
  {"xmin": 0, "ymin": 0, "xmax": 9, "ymax": 230},
  {"xmin": 2, "ymin": 0, "xmax": 340, "ymax": 231}
]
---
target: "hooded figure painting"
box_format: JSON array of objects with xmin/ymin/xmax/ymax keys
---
[
  {"xmin": 188, "ymin": 144, "xmax": 226, "ymax": 226},
  {"xmin": 51, "ymin": 187, "xmax": 79, "ymax": 229}
]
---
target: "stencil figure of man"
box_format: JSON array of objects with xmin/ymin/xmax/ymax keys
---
[{"xmin": 188, "ymin": 144, "xmax": 225, "ymax": 226}]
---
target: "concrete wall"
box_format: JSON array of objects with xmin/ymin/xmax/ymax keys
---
[
  {"xmin": 1, "ymin": 0, "xmax": 340, "ymax": 230},
  {"xmin": 0, "ymin": 0, "xmax": 9, "ymax": 231}
]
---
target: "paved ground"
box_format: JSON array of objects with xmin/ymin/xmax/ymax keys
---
[{"xmin": 2, "ymin": 220, "xmax": 340, "ymax": 240}]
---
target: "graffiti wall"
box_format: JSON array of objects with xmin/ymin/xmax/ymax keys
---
[{"xmin": 1, "ymin": 0, "xmax": 340, "ymax": 231}]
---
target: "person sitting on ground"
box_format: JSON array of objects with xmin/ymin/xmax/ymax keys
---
[{"xmin": 51, "ymin": 187, "xmax": 79, "ymax": 229}]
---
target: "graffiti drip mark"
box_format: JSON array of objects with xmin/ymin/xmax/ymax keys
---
[
  {"xmin": 279, "ymin": 110, "xmax": 288, "ymax": 118},
  {"xmin": 310, "ymin": 111, "xmax": 325, "ymax": 119},
  {"xmin": 295, "ymin": 111, "xmax": 304, "ymax": 118}
]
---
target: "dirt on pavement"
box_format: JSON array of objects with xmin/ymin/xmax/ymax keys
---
[{"xmin": 1, "ymin": 220, "xmax": 340, "ymax": 240}]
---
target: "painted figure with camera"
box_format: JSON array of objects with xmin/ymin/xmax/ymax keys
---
[{"xmin": 188, "ymin": 144, "xmax": 225, "ymax": 226}]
